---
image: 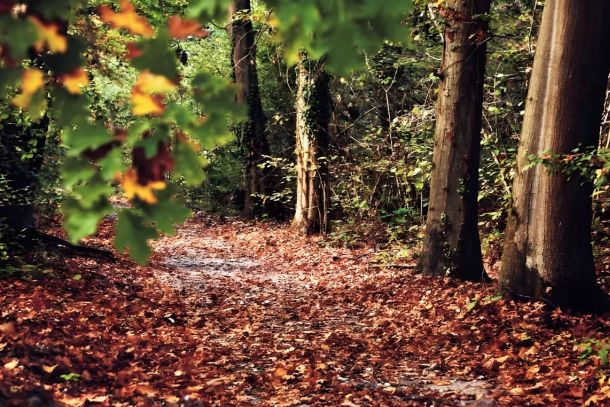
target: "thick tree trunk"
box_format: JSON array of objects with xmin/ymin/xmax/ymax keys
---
[
  {"xmin": 292, "ymin": 56, "xmax": 332, "ymax": 235},
  {"xmin": 420, "ymin": 0, "xmax": 491, "ymax": 280},
  {"xmin": 228, "ymin": 0, "xmax": 269, "ymax": 218},
  {"xmin": 499, "ymin": 0, "xmax": 610, "ymax": 310}
]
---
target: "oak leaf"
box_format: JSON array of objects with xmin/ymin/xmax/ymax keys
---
[
  {"xmin": 119, "ymin": 169, "xmax": 166, "ymax": 204},
  {"xmin": 59, "ymin": 68, "xmax": 89, "ymax": 94},
  {"xmin": 30, "ymin": 17, "xmax": 68, "ymax": 53},
  {"xmin": 168, "ymin": 16, "xmax": 209, "ymax": 39},
  {"xmin": 12, "ymin": 68, "xmax": 45, "ymax": 109},
  {"xmin": 136, "ymin": 71, "xmax": 177, "ymax": 94},
  {"xmin": 131, "ymin": 86, "xmax": 164, "ymax": 116},
  {"xmin": 99, "ymin": 0, "xmax": 154, "ymax": 37}
]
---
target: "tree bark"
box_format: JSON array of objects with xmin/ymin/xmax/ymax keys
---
[
  {"xmin": 228, "ymin": 0, "xmax": 269, "ymax": 218},
  {"xmin": 292, "ymin": 56, "xmax": 332, "ymax": 235},
  {"xmin": 420, "ymin": 0, "xmax": 491, "ymax": 280},
  {"xmin": 499, "ymin": 0, "xmax": 610, "ymax": 310}
]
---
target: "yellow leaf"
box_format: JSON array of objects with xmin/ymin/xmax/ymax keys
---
[
  {"xmin": 30, "ymin": 17, "xmax": 68, "ymax": 53},
  {"xmin": 99, "ymin": 0, "xmax": 154, "ymax": 37},
  {"xmin": 42, "ymin": 364, "xmax": 58, "ymax": 374},
  {"xmin": 131, "ymin": 86, "xmax": 164, "ymax": 116},
  {"xmin": 59, "ymin": 68, "xmax": 89, "ymax": 94},
  {"xmin": 12, "ymin": 68, "xmax": 45, "ymax": 109},
  {"xmin": 3, "ymin": 359, "xmax": 19, "ymax": 370},
  {"xmin": 136, "ymin": 71, "xmax": 176, "ymax": 94},
  {"xmin": 120, "ymin": 169, "xmax": 166, "ymax": 204}
]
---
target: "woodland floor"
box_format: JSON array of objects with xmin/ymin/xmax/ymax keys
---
[{"xmin": 1, "ymin": 215, "xmax": 609, "ymax": 406}]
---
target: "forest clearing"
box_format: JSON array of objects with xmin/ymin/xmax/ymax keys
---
[{"xmin": 1, "ymin": 0, "xmax": 610, "ymax": 405}]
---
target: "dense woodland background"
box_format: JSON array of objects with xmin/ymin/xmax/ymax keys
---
[{"xmin": 1, "ymin": 0, "xmax": 610, "ymax": 404}]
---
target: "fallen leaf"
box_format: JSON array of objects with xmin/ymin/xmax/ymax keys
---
[
  {"xmin": 42, "ymin": 364, "xmax": 58, "ymax": 374},
  {"xmin": 3, "ymin": 359, "xmax": 19, "ymax": 370}
]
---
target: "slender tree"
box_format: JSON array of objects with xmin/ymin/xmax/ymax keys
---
[
  {"xmin": 500, "ymin": 0, "xmax": 610, "ymax": 309},
  {"xmin": 292, "ymin": 55, "xmax": 332, "ymax": 234},
  {"xmin": 420, "ymin": 0, "xmax": 491, "ymax": 280},
  {"xmin": 227, "ymin": 0, "xmax": 269, "ymax": 218}
]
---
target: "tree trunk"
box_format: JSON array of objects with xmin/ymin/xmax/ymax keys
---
[
  {"xmin": 419, "ymin": 0, "xmax": 491, "ymax": 280},
  {"xmin": 499, "ymin": 0, "xmax": 610, "ymax": 310},
  {"xmin": 228, "ymin": 0, "xmax": 269, "ymax": 218},
  {"xmin": 292, "ymin": 56, "xmax": 332, "ymax": 235}
]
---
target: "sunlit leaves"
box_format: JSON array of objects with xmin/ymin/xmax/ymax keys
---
[
  {"xmin": 11, "ymin": 68, "xmax": 45, "ymax": 109},
  {"xmin": 136, "ymin": 70, "xmax": 177, "ymax": 93},
  {"xmin": 30, "ymin": 16, "xmax": 68, "ymax": 53},
  {"xmin": 187, "ymin": 0, "xmax": 413, "ymax": 74},
  {"xmin": 99, "ymin": 0, "xmax": 154, "ymax": 38},
  {"xmin": 58, "ymin": 68, "xmax": 89, "ymax": 94},
  {"xmin": 131, "ymin": 87, "xmax": 164, "ymax": 116},
  {"xmin": 119, "ymin": 169, "xmax": 166, "ymax": 204}
]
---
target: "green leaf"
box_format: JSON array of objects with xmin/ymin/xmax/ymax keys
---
[
  {"xmin": 62, "ymin": 197, "xmax": 113, "ymax": 243},
  {"xmin": 62, "ymin": 121, "xmax": 112, "ymax": 156},
  {"xmin": 130, "ymin": 33, "xmax": 179, "ymax": 81},
  {"xmin": 52, "ymin": 89, "xmax": 90, "ymax": 127},
  {"xmin": 98, "ymin": 147, "xmax": 125, "ymax": 181},
  {"xmin": 0, "ymin": 16, "xmax": 38, "ymax": 60},
  {"xmin": 142, "ymin": 187, "xmax": 191, "ymax": 235},
  {"xmin": 172, "ymin": 141, "xmax": 206, "ymax": 185},
  {"xmin": 72, "ymin": 175, "xmax": 114, "ymax": 208},
  {"xmin": 188, "ymin": 0, "xmax": 230, "ymax": 23},
  {"xmin": 115, "ymin": 210, "xmax": 158, "ymax": 264},
  {"xmin": 61, "ymin": 156, "xmax": 95, "ymax": 188}
]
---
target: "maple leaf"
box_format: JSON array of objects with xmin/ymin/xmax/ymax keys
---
[
  {"xmin": 167, "ymin": 16, "xmax": 209, "ymax": 39},
  {"xmin": 119, "ymin": 169, "xmax": 166, "ymax": 204},
  {"xmin": 59, "ymin": 68, "xmax": 89, "ymax": 94},
  {"xmin": 131, "ymin": 86, "xmax": 164, "ymax": 116},
  {"xmin": 136, "ymin": 71, "xmax": 177, "ymax": 94},
  {"xmin": 12, "ymin": 68, "xmax": 45, "ymax": 109},
  {"xmin": 99, "ymin": 0, "xmax": 154, "ymax": 37},
  {"xmin": 30, "ymin": 16, "xmax": 68, "ymax": 53}
]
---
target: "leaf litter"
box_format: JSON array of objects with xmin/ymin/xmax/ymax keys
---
[{"xmin": 0, "ymin": 215, "xmax": 609, "ymax": 406}]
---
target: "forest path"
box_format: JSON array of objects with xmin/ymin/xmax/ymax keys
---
[{"xmin": 150, "ymin": 217, "xmax": 494, "ymax": 406}]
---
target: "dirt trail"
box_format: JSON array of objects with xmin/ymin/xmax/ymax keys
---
[{"xmin": 151, "ymin": 219, "xmax": 495, "ymax": 406}]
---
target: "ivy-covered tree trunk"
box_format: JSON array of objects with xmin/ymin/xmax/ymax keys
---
[
  {"xmin": 419, "ymin": 0, "xmax": 491, "ymax": 280},
  {"xmin": 499, "ymin": 0, "xmax": 610, "ymax": 310},
  {"xmin": 228, "ymin": 0, "xmax": 269, "ymax": 218},
  {"xmin": 292, "ymin": 56, "xmax": 332, "ymax": 235}
]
